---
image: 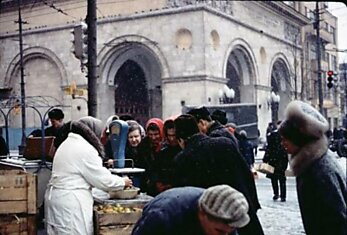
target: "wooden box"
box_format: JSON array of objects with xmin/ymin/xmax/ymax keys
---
[
  {"xmin": 254, "ymin": 163, "xmax": 275, "ymax": 174},
  {"xmin": 24, "ymin": 137, "xmax": 55, "ymax": 161},
  {"xmin": 0, "ymin": 214, "xmax": 36, "ymax": 235},
  {"xmin": 94, "ymin": 204, "xmax": 143, "ymax": 235},
  {"xmin": 0, "ymin": 170, "xmax": 37, "ymax": 214}
]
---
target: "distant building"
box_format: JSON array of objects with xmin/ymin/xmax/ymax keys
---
[
  {"xmin": 339, "ymin": 63, "xmax": 347, "ymax": 118},
  {"xmin": 300, "ymin": 1, "xmax": 341, "ymax": 128}
]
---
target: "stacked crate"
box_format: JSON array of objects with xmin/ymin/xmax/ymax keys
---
[
  {"xmin": 93, "ymin": 203, "xmax": 143, "ymax": 235},
  {"xmin": 0, "ymin": 170, "xmax": 37, "ymax": 235}
]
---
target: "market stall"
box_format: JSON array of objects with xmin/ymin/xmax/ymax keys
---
[{"xmin": 92, "ymin": 188, "xmax": 152, "ymax": 235}]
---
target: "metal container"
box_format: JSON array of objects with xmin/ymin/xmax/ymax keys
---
[{"xmin": 109, "ymin": 187, "xmax": 140, "ymax": 199}]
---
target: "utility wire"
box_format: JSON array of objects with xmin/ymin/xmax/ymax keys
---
[{"xmin": 1, "ymin": 0, "xmax": 83, "ymax": 23}]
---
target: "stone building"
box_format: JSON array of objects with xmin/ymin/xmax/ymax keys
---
[{"xmin": 1, "ymin": 0, "xmax": 332, "ymax": 147}]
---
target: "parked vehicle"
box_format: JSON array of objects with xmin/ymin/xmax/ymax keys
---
[
  {"xmin": 183, "ymin": 103, "xmax": 259, "ymax": 147},
  {"xmin": 329, "ymin": 138, "xmax": 347, "ymax": 158}
]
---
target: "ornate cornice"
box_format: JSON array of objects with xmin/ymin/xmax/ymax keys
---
[{"xmin": 259, "ymin": 1, "xmax": 311, "ymax": 26}]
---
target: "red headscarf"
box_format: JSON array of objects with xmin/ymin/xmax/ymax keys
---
[{"xmin": 145, "ymin": 118, "xmax": 164, "ymax": 152}]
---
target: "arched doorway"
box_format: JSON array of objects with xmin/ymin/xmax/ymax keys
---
[
  {"xmin": 270, "ymin": 59, "xmax": 291, "ymax": 122},
  {"xmin": 114, "ymin": 60, "xmax": 149, "ymax": 125},
  {"xmin": 225, "ymin": 46, "xmax": 256, "ymax": 103},
  {"xmin": 99, "ymin": 41, "xmax": 163, "ymax": 126}
]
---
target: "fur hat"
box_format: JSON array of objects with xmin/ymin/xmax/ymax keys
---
[
  {"xmin": 187, "ymin": 106, "xmax": 211, "ymax": 122},
  {"xmin": 211, "ymin": 109, "xmax": 228, "ymax": 125},
  {"xmin": 198, "ymin": 185, "xmax": 250, "ymax": 228},
  {"xmin": 279, "ymin": 101, "xmax": 329, "ymax": 146}
]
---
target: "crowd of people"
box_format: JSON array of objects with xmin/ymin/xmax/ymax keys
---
[{"xmin": 4, "ymin": 100, "xmax": 345, "ymax": 235}]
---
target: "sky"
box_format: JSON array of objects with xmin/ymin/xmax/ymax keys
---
[{"xmin": 328, "ymin": 2, "xmax": 347, "ymax": 64}]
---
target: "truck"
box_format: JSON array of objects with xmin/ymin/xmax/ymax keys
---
[{"xmin": 182, "ymin": 103, "xmax": 259, "ymax": 146}]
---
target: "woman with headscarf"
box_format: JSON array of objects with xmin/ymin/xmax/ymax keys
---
[
  {"xmin": 278, "ymin": 101, "xmax": 346, "ymax": 235},
  {"xmin": 44, "ymin": 116, "xmax": 132, "ymax": 235},
  {"xmin": 137, "ymin": 118, "xmax": 164, "ymax": 195},
  {"xmin": 124, "ymin": 120, "xmax": 145, "ymax": 167}
]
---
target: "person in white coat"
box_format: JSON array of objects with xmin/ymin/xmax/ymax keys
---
[{"xmin": 45, "ymin": 116, "xmax": 133, "ymax": 235}]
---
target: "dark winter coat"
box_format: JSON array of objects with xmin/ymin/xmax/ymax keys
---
[
  {"xmin": 124, "ymin": 144, "xmax": 142, "ymax": 167},
  {"xmin": 173, "ymin": 133, "xmax": 264, "ymax": 235},
  {"xmin": 263, "ymin": 130, "xmax": 288, "ymax": 178},
  {"xmin": 136, "ymin": 137, "xmax": 162, "ymax": 195},
  {"xmin": 153, "ymin": 143, "xmax": 182, "ymax": 185},
  {"xmin": 0, "ymin": 136, "xmax": 8, "ymax": 155},
  {"xmin": 207, "ymin": 121, "xmax": 239, "ymax": 148},
  {"xmin": 132, "ymin": 187, "xmax": 206, "ymax": 235},
  {"xmin": 239, "ymin": 136, "xmax": 255, "ymax": 168},
  {"xmin": 290, "ymin": 137, "xmax": 347, "ymax": 235}
]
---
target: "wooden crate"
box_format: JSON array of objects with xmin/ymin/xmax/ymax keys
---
[
  {"xmin": 0, "ymin": 214, "xmax": 36, "ymax": 235},
  {"xmin": 0, "ymin": 170, "xmax": 37, "ymax": 214},
  {"xmin": 94, "ymin": 205, "xmax": 143, "ymax": 235}
]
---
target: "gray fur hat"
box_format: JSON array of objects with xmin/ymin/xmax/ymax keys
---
[
  {"xmin": 198, "ymin": 185, "xmax": 250, "ymax": 228},
  {"xmin": 279, "ymin": 101, "xmax": 329, "ymax": 146}
]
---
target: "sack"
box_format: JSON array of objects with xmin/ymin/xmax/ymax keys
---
[
  {"xmin": 254, "ymin": 163, "xmax": 274, "ymax": 174},
  {"xmin": 285, "ymin": 169, "xmax": 294, "ymax": 177}
]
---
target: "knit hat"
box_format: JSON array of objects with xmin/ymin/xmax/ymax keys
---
[
  {"xmin": 211, "ymin": 109, "xmax": 228, "ymax": 125},
  {"xmin": 198, "ymin": 185, "xmax": 250, "ymax": 228},
  {"xmin": 187, "ymin": 106, "xmax": 212, "ymax": 122},
  {"xmin": 278, "ymin": 101, "xmax": 329, "ymax": 147}
]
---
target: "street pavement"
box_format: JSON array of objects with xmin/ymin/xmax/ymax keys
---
[{"xmin": 255, "ymin": 174, "xmax": 305, "ymax": 235}]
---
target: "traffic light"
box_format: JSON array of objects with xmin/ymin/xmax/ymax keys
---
[
  {"xmin": 327, "ymin": 70, "xmax": 334, "ymax": 89},
  {"xmin": 80, "ymin": 21, "xmax": 88, "ymax": 66},
  {"xmin": 71, "ymin": 21, "xmax": 88, "ymax": 64}
]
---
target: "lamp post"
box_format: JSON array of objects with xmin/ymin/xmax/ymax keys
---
[
  {"xmin": 218, "ymin": 85, "xmax": 235, "ymax": 104},
  {"xmin": 268, "ymin": 91, "xmax": 280, "ymax": 124}
]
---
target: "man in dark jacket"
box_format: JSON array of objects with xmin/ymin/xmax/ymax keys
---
[
  {"xmin": 188, "ymin": 107, "xmax": 239, "ymax": 148},
  {"xmin": 152, "ymin": 119, "xmax": 181, "ymax": 194},
  {"xmin": 239, "ymin": 130, "xmax": 255, "ymax": 169},
  {"xmin": 263, "ymin": 121, "xmax": 288, "ymax": 202},
  {"xmin": 132, "ymin": 185, "xmax": 250, "ymax": 235},
  {"xmin": 173, "ymin": 114, "xmax": 264, "ymax": 235}
]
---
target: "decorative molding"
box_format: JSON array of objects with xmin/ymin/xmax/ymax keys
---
[
  {"xmin": 162, "ymin": 75, "xmax": 227, "ymax": 84},
  {"xmin": 255, "ymin": 84, "xmax": 272, "ymax": 91}
]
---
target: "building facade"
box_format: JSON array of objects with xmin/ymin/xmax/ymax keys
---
[
  {"xmin": 3, "ymin": 0, "xmax": 338, "ymax": 148},
  {"xmin": 300, "ymin": 1, "xmax": 340, "ymax": 129}
]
